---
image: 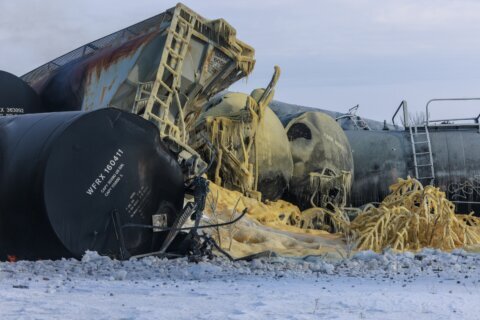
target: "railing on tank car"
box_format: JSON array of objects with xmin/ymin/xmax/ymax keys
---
[
  {"xmin": 425, "ymin": 98, "xmax": 480, "ymax": 133},
  {"xmin": 392, "ymin": 98, "xmax": 480, "ymax": 132}
]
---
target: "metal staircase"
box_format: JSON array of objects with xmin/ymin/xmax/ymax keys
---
[
  {"xmin": 133, "ymin": 6, "xmax": 197, "ymax": 144},
  {"xmin": 409, "ymin": 125, "xmax": 435, "ymax": 185}
]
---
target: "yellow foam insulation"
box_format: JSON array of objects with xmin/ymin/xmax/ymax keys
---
[{"xmin": 203, "ymin": 182, "xmax": 345, "ymax": 258}]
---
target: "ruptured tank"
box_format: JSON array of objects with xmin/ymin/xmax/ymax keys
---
[
  {"xmin": 0, "ymin": 108, "xmax": 184, "ymax": 260},
  {"xmin": 284, "ymin": 111, "xmax": 354, "ymax": 210}
]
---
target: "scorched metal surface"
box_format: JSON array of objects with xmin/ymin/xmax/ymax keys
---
[{"xmin": 0, "ymin": 109, "xmax": 184, "ymax": 260}]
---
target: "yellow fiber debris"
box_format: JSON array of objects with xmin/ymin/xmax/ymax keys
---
[
  {"xmin": 350, "ymin": 178, "xmax": 480, "ymax": 252},
  {"xmin": 203, "ymin": 182, "xmax": 345, "ymax": 258},
  {"xmin": 203, "ymin": 177, "xmax": 480, "ymax": 258}
]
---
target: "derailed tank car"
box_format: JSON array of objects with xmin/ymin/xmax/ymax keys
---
[
  {"xmin": 346, "ymin": 99, "xmax": 480, "ymax": 214},
  {"xmin": 272, "ymin": 99, "xmax": 480, "ymax": 214},
  {"xmin": 19, "ymin": 2, "xmax": 256, "ymax": 186},
  {"xmin": 0, "ymin": 109, "xmax": 184, "ymax": 260},
  {"xmin": 283, "ymin": 111, "xmax": 353, "ymax": 210},
  {"xmin": 0, "ymin": 3, "xmax": 255, "ymax": 261},
  {"xmin": 191, "ymin": 67, "xmax": 294, "ymax": 201}
]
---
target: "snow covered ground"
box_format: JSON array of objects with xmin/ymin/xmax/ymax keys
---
[{"xmin": 1, "ymin": 249, "xmax": 480, "ymax": 319}]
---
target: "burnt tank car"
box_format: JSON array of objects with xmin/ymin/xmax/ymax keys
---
[
  {"xmin": 346, "ymin": 100, "xmax": 480, "ymax": 214},
  {"xmin": 271, "ymin": 99, "xmax": 480, "ymax": 214}
]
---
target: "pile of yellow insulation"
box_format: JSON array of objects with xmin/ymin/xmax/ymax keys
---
[
  {"xmin": 203, "ymin": 182, "xmax": 345, "ymax": 258},
  {"xmin": 203, "ymin": 177, "xmax": 480, "ymax": 258},
  {"xmin": 350, "ymin": 178, "xmax": 480, "ymax": 252}
]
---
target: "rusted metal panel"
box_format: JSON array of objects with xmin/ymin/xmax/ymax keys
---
[
  {"xmin": 81, "ymin": 35, "xmax": 152, "ymax": 110},
  {"xmin": 21, "ymin": 3, "xmax": 255, "ymax": 118}
]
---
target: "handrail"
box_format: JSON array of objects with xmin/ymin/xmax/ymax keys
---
[
  {"xmin": 335, "ymin": 114, "xmax": 354, "ymax": 121},
  {"xmin": 392, "ymin": 100, "xmax": 408, "ymax": 127},
  {"xmin": 426, "ymin": 98, "xmax": 480, "ymax": 126},
  {"xmin": 428, "ymin": 116, "xmax": 479, "ymax": 124}
]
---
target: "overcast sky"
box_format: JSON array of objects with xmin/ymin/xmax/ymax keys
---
[{"xmin": 1, "ymin": 0, "xmax": 479, "ymax": 121}]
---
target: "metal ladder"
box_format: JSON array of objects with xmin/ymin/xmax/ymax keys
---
[
  {"xmin": 409, "ymin": 125, "xmax": 435, "ymax": 185},
  {"xmin": 133, "ymin": 7, "xmax": 197, "ymax": 143}
]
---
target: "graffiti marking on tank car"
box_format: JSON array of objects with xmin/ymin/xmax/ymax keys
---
[
  {"xmin": 448, "ymin": 175, "xmax": 480, "ymax": 201},
  {"xmin": 86, "ymin": 149, "xmax": 125, "ymax": 196}
]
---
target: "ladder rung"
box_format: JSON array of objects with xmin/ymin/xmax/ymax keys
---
[
  {"xmin": 171, "ymin": 31, "xmax": 188, "ymax": 43},
  {"xmin": 416, "ymin": 164, "xmax": 433, "ymax": 167},
  {"xmin": 418, "ymin": 177, "xmax": 434, "ymax": 179},
  {"xmin": 415, "ymin": 152, "xmax": 430, "ymax": 155},
  {"xmin": 167, "ymin": 48, "xmax": 181, "ymax": 59},
  {"xmin": 158, "ymin": 81, "xmax": 173, "ymax": 93},
  {"xmin": 146, "ymin": 112, "xmax": 163, "ymax": 122},
  {"xmin": 177, "ymin": 15, "xmax": 194, "ymax": 26},
  {"xmin": 154, "ymin": 96, "xmax": 169, "ymax": 108},
  {"xmin": 414, "ymin": 141, "xmax": 429, "ymax": 144},
  {"xmin": 167, "ymin": 45, "xmax": 182, "ymax": 56},
  {"xmin": 163, "ymin": 63, "xmax": 179, "ymax": 76}
]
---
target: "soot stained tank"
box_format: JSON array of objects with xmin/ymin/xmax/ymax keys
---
[
  {"xmin": 345, "ymin": 130, "xmax": 411, "ymax": 207},
  {"xmin": 0, "ymin": 70, "xmax": 44, "ymax": 115},
  {"xmin": 346, "ymin": 125, "xmax": 480, "ymax": 214},
  {"xmin": 269, "ymin": 100, "xmax": 395, "ymax": 131},
  {"xmin": 284, "ymin": 111, "xmax": 354, "ymax": 209},
  {"xmin": 0, "ymin": 108, "xmax": 184, "ymax": 260}
]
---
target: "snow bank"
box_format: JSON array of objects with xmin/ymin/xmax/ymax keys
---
[
  {"xmin": 1, "ymin": 250, "xmax": 480, "ymax": 319},
  {"xmin": 0, "ymin": 248, "xmax": 478, "ymax": 283}
]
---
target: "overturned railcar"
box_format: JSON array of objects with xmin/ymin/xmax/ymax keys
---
[
  {"xmin": 0, "ymin": 3, "xmax": 256, "ymax": 261},
  {"xmin": 21, "ymin": 3, "xmax": 255, "ymax": 148}
]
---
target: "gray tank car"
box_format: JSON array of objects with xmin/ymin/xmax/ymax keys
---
[{"xmin": 271, "ymin": 99, "xmax": 480, "ymax": 214}]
